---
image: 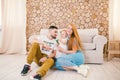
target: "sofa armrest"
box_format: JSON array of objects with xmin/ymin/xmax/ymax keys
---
[
  {"xmin": 93, "ymin": 35, "xmax": 107, "ymax": 44},
  {"xmin": 28, "ymin": 35, "xmax": 40, "ymax": 44},
  {"xmin": 93, "ymin": 35, "xmax": 107, "ymax": 51}
]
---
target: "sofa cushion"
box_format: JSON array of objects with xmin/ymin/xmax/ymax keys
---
[
  {"xmin": 77, "ymin": 29, "xmax": 98, "ymax": 36},
  {"xmin": 39, "ymin": 29, "xmax": 97, "ymax": 50},
  {"xmin": 77, "ymin": 29, "xmax": 98, "ymax": 43},
  {"xmin": 79, "ymin": 34, "xmax": 94, "ymax": 43},
  {"xmin": 82, "ymin": 43, "xmax": 96, "ymax": 50},
  {"xmin": 40, "ymin": 29, "xmax": 48, "ymax": 35}
]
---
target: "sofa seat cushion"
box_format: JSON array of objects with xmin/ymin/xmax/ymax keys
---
[{"xmin": 82, "ymin": 43, "xmax": 96, "ymax": 50}]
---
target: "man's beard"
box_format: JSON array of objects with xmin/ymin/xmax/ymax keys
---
[{"xmin": 51, "ymin": 35, "xmax": 56, "ymax": 39}]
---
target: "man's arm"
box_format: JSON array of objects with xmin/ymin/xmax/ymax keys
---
[{"xmin": 32, "ymin": 39, "xmax": 53, "ymax": 51}]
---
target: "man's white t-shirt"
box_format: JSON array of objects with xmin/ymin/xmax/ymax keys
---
[{"xmin": 38, "ymin": 35, "xmax": 57, "ymax": 56}]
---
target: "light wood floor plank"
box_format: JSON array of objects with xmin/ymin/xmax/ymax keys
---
[{"xmin": 0, "ymin": 55, "xmax": 120, "ymax": 80}]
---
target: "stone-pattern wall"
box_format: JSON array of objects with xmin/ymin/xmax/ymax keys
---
[{"xmin": 26, "ymin": 0, "xmax": 109, "ymax": 50}]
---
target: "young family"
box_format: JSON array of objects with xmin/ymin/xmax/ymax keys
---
[{"xmin": 21, "ymin": 24, "xmax": 89, "ymax": 80}]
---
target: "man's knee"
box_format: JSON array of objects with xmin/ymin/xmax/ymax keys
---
[
  {"xmin": 30, "ymin": 42, "xmax": 40, "ymax": 49},
  {"xmin": 46, "ymin": 58, "xmax": 54, "ymax": 65},
  {"xmin": 32, "ymin": 42, "xmax": 39, "ymax": 46}
]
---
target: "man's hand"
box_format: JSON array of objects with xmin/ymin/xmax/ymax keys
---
[
  {"xmin": 42, "ymin": 44, "xmax": 52, "ymax": 51},
  {"xmin": 39, "ymin": 57, "xmax": 47, "ymax": 62}
]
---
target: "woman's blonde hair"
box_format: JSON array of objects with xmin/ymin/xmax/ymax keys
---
[{"xmin": 67, "ymin": 23, "xmax": 83, "ymax": 51}]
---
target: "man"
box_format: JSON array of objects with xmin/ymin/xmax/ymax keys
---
[{"xmin": 21, "ymin": 26, "xmax": 58, "ymax": 80}]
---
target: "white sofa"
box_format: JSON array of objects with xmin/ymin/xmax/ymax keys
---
[
  {"xmin": 77, "ymin": 29, "xmax": 107, "ymax": 63},
  {"xmin": 29, "ymin": 28, "xmax": 107, "ymax": 64}
]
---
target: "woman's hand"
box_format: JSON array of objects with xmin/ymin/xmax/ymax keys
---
[{"xmin": 58, "ymin": 46, "xmax": 66, "ymax": 53}]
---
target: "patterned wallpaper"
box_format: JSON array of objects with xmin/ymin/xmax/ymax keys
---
[{"xmin": 26, "ymin": 0, "xmax": 109, "ymax": 50}]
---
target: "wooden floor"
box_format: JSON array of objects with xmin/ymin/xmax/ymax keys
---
[{"xmin": 0, "ymin": 54, "xmax": 120, "ymax": 80}]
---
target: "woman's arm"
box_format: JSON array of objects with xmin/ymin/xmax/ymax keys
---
[
  {"xmin": 48, "ymin": 50, "xmax": 56, "ymax": 58},
  {"xmin": 58, "ymin": 45, "xmax": 77, "ymax": 54},
  {"xmin": 58, "ymin": 38, "xmax": 78, "ymax": 54}
]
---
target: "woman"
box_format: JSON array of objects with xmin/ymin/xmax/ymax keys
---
[{"xmin": 55, "ymin": 23, "xmax": 89, "ymax": 77}]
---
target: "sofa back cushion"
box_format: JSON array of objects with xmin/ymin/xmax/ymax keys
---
[
  {"xmin": 77, "ymin": 29, "xmax": 98, "ymax": 43},
  {"xmin": 40, "ymin": 28, "xmax": 98, "ymax": 43},
  {"xmin": 40, "ymin": 29, "xmax": 64, "ymax": 39},
  {"xmin": 40, "ymin": 29, "xmax": 49, "ymax": 35}
]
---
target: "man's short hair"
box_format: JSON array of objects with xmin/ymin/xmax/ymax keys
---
[{"xmin": 49, "ymin": 26, "xmax": 58, "ymax": 29}]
